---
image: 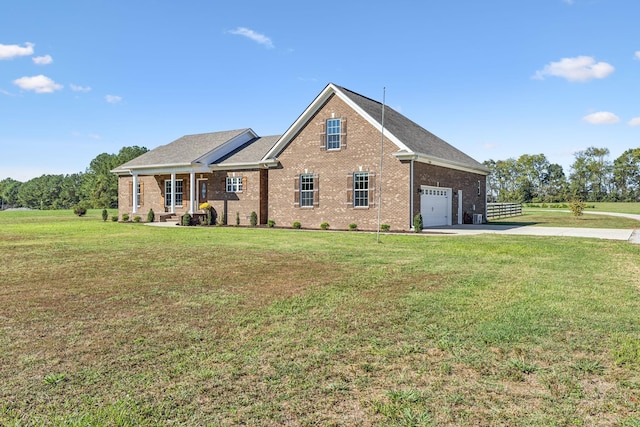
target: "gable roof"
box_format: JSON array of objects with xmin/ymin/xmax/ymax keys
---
[
  {"xmin": 263, "ymin": 83, "xmax": 489, "ymax": 175},
  {"xmin": 113, "ymin": 129, "xmax": 279, "ymax": 174}
]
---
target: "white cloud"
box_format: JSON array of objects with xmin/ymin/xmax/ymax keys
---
[
  {"xmin": 32, "ymin": 54, "xmax": 53, "ymax": 65},
  {"xmin": 70, "ymin": 84, "xmax": 91, "ymax": 93},
  {"xmin": 534, "ymin": 56, "xmax": 614, "ymax": 82},
  {"xmin": 228, "ymin": 27, "xmax": 274, "ymax": 49},
  {"xmin": 563, "ymin": 0, "xmax": 575, "ymax": 4},
  {"xmin": 0, "ymin": 42, "xmax": 34, "ymax": 60},
  {"xmin": 582, "ymin": 111, "xmax": 620, "ymax": 124},
  {"xmin": 635, "ymin": 51, "xmax": 640, "ymax": 60},
  {"xmin": 483, "ymin": 143, "xmax": 498, "ymax": 150},
  {"xmin": 13, "ymin": 75, "xmax": 63, "ymax": 93},
  {"xmin": 105, "ymin": 94, "xmax": 122, "ymax": 104},
  {"xmin": 88, "ymin": 133, "xmax": 102, "ymax": 140},
  {"xmin": 628, "ymin": 117, "xmax": 640, "ymax": 126}
]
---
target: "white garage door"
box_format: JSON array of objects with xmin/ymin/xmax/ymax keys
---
[{"xmin": 420, "ymin": 186, "xmax": 451, "ymax": 227}]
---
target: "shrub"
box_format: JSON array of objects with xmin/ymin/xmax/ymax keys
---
[
  {"xmin": 569, "ymin": 199, "xmax": 586, "ymax": 218},
  {"xmin": 293, "ymin": 221, "xmax": 301, "ymax": 229},
  {"xmin": 235, "ymin": 211, "xmax": 240, "ymax": 226},
  {"xmin": 147, "ymin": 209, "xmax": 155, "ymax": 223},
  {"xmin": 380, "ymin": 224, "xmax": 390, "ymax": 232},
  {"xmin": 133, "ymin": 216, "xmax": 142, "ymax": 223},
  {"xmin": 181, "ymin": 213, "xmax": 192, "ymax": 226},
  {"xmin": 250, "ymin": 211, "xmax": 258, "ymax": 227},
  {"xmin": 267, "ymin": 219, "xmax": 275, "ymax": 228},
  {"xmin": 73, "ymin": 203, "xmax": 88, "ymax": 217},
  {"xmin": 101, "ymin": 209, "xmax": 108, "ymax": 222},
  {"xmin": 111, "ymin": 215, "xmax": 118, "ymax": 222},
  {"xmin": 413, "ymin": 213, "xmax": 423, "ymax": 232},
  {"xmin": 320, "ymin": 222, "xmax": 330, "ymax": 230},
  {"xmin": 218, "ymin": 212, "xmax": 226, "ymax": 226},
  {"xmin": 349, "ymin": 223, "xmax": 357, "ymax": 231},
  {"xmin": 122, "ymin": 213, "xmax": 130, "ymax": 222}
]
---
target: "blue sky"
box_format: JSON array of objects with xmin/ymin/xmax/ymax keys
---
[{"xmin": 1, "ymin": 0, "xmax": 639, "ymax": 181}]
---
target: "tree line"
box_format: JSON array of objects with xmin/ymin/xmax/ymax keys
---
[
  {"xmin": 0, "ymin": 146, "xmax": 148, "ymax": 210},
  {"xmin": 484, "ymin": 146, "xmax": 640, "ymax": 203}
]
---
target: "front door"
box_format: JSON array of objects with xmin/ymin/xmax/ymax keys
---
[{"xmin": 197, "ymin": 179, "xmax": 208, "ymax": 206}]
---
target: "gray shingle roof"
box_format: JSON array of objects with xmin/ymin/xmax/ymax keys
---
[
  {"xmin": 335, "ymin": 85, "xmax": 488, "ymax": 171},
  {"xmin": 115, "ymin": 129, "xmax": 251, "ymax": 170},
  {"xmin": 217, "ymin": 135, "xmax": 281, "ymax": 165}
]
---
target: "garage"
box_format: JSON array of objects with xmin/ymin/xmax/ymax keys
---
[{"xmin": 420, "ymin": 186, "xmax": 452, "ymax": 227}]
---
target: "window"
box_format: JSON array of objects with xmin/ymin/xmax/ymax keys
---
[
  {"xmin": 300, "ymin": 174, "xmax": 314, "ymax": 207},
  {"xmin": 136, "ymin": 182, "xmax": 142, "ymax": 207},
  {"xmin": 226, "ymin": 176, "xmax": 243, "ymax": 193},
  {"xmin": 165, "ymin": 179, "xmax": 183, "ymax": 207},
  {"xmin": 326, "ymin": 118, "xmax": 341, "ymax": 150},
  {"xmin": 353, "ymin": 172, "xmax": 369, "ymax": 207}
]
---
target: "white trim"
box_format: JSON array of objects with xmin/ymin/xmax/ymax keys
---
[
  {"xmin": 189, "ymin": 172, "xmax": 195, "ymax": 214},
  {"xmin": 458, "ymin": 190, "xmax": 463, "ymax": 225},
  {"xmin": 393, "ymin": 151, "xmax": 490, "ymax": 175},
  {"xmin": 132, "ymin": 173, "xmax": 138, "ymax": 214}
]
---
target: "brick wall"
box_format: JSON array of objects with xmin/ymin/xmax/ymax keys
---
[{"xmin": 267, "ymin": 94, "xmax": 412, "ymax": 231}]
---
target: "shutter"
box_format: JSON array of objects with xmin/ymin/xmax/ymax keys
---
[
  {"xmin": 128, "ymin": 181, "xmax": 133, "ymax": 206},
  {"xmin": 294, "ymin": 175, "xmax": 300, "ymax": 206},
  {"xmin": 313, "ymin": 174, "xmax": 319, "ymax": 207},
  {"xmin": 346, "ymin": 173, "xmax": 353, "ymax": 206},
  {"xmin": 368, "ymin": 172, "xmax": 376, "ymax": 207},
  {"xmin": 139, "ymin": 182, "xmax": 144, "ymax": 206},
  {"xmin": 221, "ymin": 177, "xmax": 226, "ymax": 192},
  {"xmin": 242, "ymin": 176, "xmax": 247, "ymax": 192},
  {"xmin": 341, "ymin": 118, "xmax": 347, "ymax": 149},
  {"xmin": 320, "ymin": 121, "xmax": 326, "ymax": 150}
]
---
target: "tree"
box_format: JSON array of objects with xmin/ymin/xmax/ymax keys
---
[
  {"xmin": 81, "ymin": 146, "xmax": 148, "ymax": 208},
  {"xmin": 17, "ymin": 175, "xmax": 64, "ymax": 209},
  {"xmin": 0, "ymin": 178, "xmax": 22, "ymax": 209},
  {"xmin": 613, "ymin": 148, "xmax": 640, "ymax": 201},
  {"xmin": 569, "ymin": 147, "xmax": 612, "ymax": 202}
]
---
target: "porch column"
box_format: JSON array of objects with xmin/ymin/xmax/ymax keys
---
[
  {"xmin": 132, "ymin": 173, "xmax": 138, "ymax": 214},
  {"xmin": 189, "ymin": 172, "xmax": 195, "ymax": 214},
  {"xmin": 170, "ymin": 172, "xmax": 176, "ymax": 214}
]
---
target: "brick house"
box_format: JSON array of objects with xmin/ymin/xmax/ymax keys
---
[{"xmin": 113, "ymin": 83, "xmax": 489, "ymax": 230}]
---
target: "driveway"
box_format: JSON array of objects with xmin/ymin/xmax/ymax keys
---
[{"xmin": 424, "ymin": 210, "xmax": 640, "ymax": 244}]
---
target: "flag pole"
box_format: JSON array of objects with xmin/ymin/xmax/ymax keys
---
[{"xmin": 376, "ymin": 87, "xmax": 386, "ymax": 244}]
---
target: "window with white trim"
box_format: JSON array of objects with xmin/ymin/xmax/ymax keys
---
[
  {"xmin": 164, "ymin": 180, "xmax": 183, "ymax": 207},
  {"xmin": 300, "ymin": 174, "xmax": 314, "ymax": 207},
  {"xmin": 226, "ymin": 176, "xmax": 243, "ymax": 193},
  {"xmin": 136, "ymin": 182, "xmax": 142, "ymax": 207},
  {"xmin": 326, "ymin": 118, "xmax": 341, "ymax": 150},
  {"xmin": 353, "ymin": 172, "xmax": 369, "ymax": 207}
]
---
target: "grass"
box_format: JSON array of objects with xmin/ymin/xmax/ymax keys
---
[
  {"xmin": 1, "ymin": 209, "xmax": 640, "ymax": 425},
  {"xmin": 490, "ymin": 204, "xmax": 640, "ymax": 229}
]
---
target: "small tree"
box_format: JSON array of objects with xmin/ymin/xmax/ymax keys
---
[
  {"xmin": 181, "ymin": 212, "xmax": 192, "ymax": 226},
  {"xmin": 235, "ymin": 211, "xmax": 240, "ymax": 226},
  {"xmin": 218, "ymin": 212, "xmax": 226, "ymax": 226},
  {"xmin": 101, "ymin": 209, "xmax": 109, "ymax": 222},
  {"xmin": 569, "ymin": 199, "xmax": 586, "ymax": 218},
  {"xmin": 413, "ymin": 213, "xmax": 423, "ymax": 232},
  {"xmin": 250, "ymin": 211, "xmax": 258, "ymax": 227},
  {"xmin": 147, "ymin": 208, "xmax": 155, "ymax": 223}
]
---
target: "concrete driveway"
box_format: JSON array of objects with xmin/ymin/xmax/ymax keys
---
[{"xmin": 424, "ymin": 210, "xmax": 640, "ymax": 244}]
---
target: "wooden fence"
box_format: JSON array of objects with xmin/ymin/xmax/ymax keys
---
[{"xmin": 486, "ymin": 203, "xmax": 522, "ymax": 219}]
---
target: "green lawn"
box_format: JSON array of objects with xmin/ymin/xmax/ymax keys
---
[
  {"xmin": 490, "ymin": 208, "xmax": 640, "ymax": 229},
  {"xmin": 1, "ymin": 210, "xmax": 640, "ymax": 426}
]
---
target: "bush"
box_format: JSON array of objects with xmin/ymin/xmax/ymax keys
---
[
  {"xmin": 147, "ymin": 209, "xmax": 155, "ymax": 223},
  {"xmin": 569, "ymin": 199, "xmax": 586, "ymax": 218},
  {"xmin": 133, "ymin": 216, "xmax": 142, "ymax": 223},
  {"xmin": 349, "ymin": 223, "xmax": 357, "ymax": 231},
  {"xmin": 293, "ymin": 221, "xmax": 301, "ymax": 229},
  {"xmin": 101, "ymin": 209, "xmax": 108, "ymax": 222},
  {"xmin": 122, "ymin": 213, "xmax": 130, "ymax": 222},
  {"xmin": 413, "ymin": 213, "xmax": 423, "ymax": 232},
  {"xmin": 320, "ymin": 222, "xmax": 330, "ymax": 230},
  {"xmin": 73, "ymin": 203, "xmax": 88, "ymax": 217},
  {"xmin": 380, "ymin": 224, "xmax": 390, "ymax": 232},
  {"xmin": 111, "ymin": 215, "xmax": 118, "ymax": 222},
  {"xmin": 250, "ymin": 211, "xmax": 258, "ymax": 227},
  {"xmin": 235, "ymin": 211, "xmax": 240, "ymax": 226},
  {"xmin": 267, "ymin": 219, "xmax": 275, "ymax": 228},
  {"xmin": 218, "ymin": 212, "xmax": 226, "ymax": 226},
  {"xmin": 181, "ymin": 213, "xmax": 192, "ymax": 226}
]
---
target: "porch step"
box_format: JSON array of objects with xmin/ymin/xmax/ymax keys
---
[{"xmin": 159, "ymin": 213, "xmax": 179, "ymax": 222}]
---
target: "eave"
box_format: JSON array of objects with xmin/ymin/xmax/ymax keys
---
[{"xmin": 393, "ymin": 151, "xmax": 490, "ymax": 175}]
